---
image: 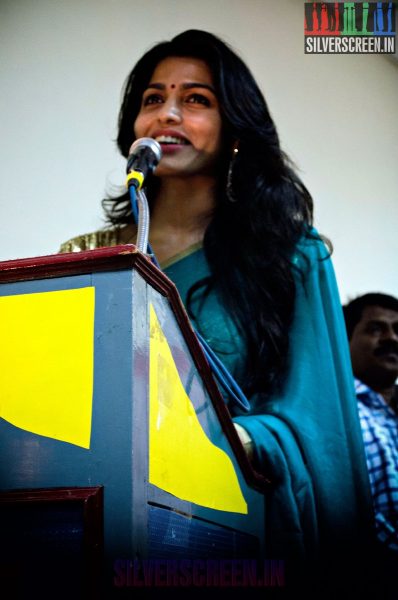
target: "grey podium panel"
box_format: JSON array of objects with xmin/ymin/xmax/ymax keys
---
[{"xmin": 0, "ymin": 253, "xmax": 266, "ymax": 596}]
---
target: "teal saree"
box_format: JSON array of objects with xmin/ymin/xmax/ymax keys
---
[{"xmin": 164, "ymin": 234, "xmax": 374, "ymax": 592}]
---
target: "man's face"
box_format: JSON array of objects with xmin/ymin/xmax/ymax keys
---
[{"xmin": 350, "ymin": 305, "xmax": 398, "ymax": 389}]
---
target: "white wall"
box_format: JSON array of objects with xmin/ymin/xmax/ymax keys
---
[{"xmin": 1, "ymin": 0, "xmax": 397, "ymax": 302}]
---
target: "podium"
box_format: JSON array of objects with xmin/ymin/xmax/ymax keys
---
[{"xmin": 0, "ymin": 245, "xmax": 269, "ymax": 596}]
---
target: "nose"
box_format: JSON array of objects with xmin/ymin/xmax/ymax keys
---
[
  {"xmin": 389, "ymin": 327, "xmax": 398, "ymax": 342},
  {"xmin": 382, "ymin": 324, "xmax": 398, "ymax": 343},
  {"xmin": 157, "ymin": 97, "xmax": 182, "ymax": 124}
]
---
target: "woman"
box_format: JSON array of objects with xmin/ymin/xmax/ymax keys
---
[{"xmin": 61, "ymin": 30, "xmax": 374, "ymax": 593}]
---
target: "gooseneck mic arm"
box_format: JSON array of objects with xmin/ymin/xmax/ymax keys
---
[{"xmin": 126, "ymin": 138, "xmax": 162, "ymax": 255}]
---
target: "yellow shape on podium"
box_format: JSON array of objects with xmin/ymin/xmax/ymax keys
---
[
  {"xmin": 0, "ymin": 287, "xmax": 95, "ymax": 448},
  {"xmin": 149, "ymin": 303, "xmax": 247, "ymax": 514}
]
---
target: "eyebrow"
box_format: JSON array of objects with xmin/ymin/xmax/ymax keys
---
[
  {"xmin": 145, "ymin": 82, "xmax": 216, "ymax": 94},
  {"xmin": 364, "ymin": 319, "xmax": 393, "ymax": 328}
]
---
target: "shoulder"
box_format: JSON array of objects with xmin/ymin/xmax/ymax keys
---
[
  {"xmin": 292, "ymin": 228, "xmax": 332, "ymax": 270},
  {"xmin": 58, "ymin": 227, "xmax": 123, "ymax": 253}
]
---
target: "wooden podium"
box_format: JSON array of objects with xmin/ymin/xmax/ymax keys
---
[{"xmin": 0, "ymin": 245, "xmax": 268, "ymax": 597}]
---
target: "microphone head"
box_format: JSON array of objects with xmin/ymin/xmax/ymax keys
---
[
  {"xmin": 126, "ymin": 138, "xmax": 163, "ymax": 190},
  {"xmin": 126, "ymin": 138, "xmax": 163, "ymax": 189},
  {"xmin": 128, "ymin": 137, "xmax": 162, "ymax": 164}
]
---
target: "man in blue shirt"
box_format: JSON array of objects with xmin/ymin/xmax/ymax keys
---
[{"xmin": 343, "ymin": 293, "xmax": 398, "ymax": 590}]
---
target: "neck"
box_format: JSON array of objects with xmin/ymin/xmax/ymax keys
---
[
  {"xmin": 148, "ymin": 175, "xmax": 217, "ymax": 262},
  {"xmin": 377, "ymin": 384, "xmax": 397, "ymax": 408},
  {"xmin": 361, "ymin": 375, "xmax": 398, "ymax": 408},
  {"xmin": 152, "ymin": 175, "xmax": 216, "ymax": 227}
]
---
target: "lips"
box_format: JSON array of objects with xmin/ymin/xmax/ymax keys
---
[
  {"xmin": 152, "ymin": 130, "xmax": 190, "ymax": 146},
  {"xmin": 380, "ymin": 352, "xmax": 398, "ymax": 362},
  {"xmin": 155, "ymin": 135, "xmax": 189, "ymax": 145}
]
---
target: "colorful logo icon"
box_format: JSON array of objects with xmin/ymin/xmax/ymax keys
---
[{"xmin": 304, "ymin": 2, "xmax": 396, "ymax": 53}]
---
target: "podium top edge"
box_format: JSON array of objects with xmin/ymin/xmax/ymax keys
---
[{"xmin": 0, "ymin": 244, "xmax": 165, "ymax": 289}]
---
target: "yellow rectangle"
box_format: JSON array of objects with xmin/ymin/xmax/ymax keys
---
[{"xmin": 0, "ymin": 287, "xmax": 95, "ymax": 448}]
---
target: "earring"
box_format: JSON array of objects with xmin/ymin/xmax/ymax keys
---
[{"xmin": 226, "ymin": 142, "xmax": 239, "ymax": 202}]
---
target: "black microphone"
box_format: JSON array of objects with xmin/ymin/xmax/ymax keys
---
[{"xmin": 126, "ymin": 137, "xmax": 162, "ymax": 190}]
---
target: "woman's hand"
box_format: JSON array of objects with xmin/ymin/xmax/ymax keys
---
[{"xmin": 233, "ymin": 422, "xmax": 254, "ymax": 463}]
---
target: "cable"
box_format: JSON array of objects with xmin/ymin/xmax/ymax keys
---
[
  {"xmin": 195, "ymin": 331, "xmax": 250, "ymax": 412},
  {"xmin": 128, "ymin": 185, "xmax": 250, "ymax": 413}
]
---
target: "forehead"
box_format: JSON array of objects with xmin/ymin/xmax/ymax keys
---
[
  {"xmin": 359, "ymin": 305, "xmax": 398, "ymax": 325},
  {"xmin": 149, "ymin": 56, "xmax": 214, "ymax": 85}
]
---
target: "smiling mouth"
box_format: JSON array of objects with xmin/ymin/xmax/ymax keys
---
[
  {"xmin": 383, "ymin": 353, "xmax": 398, "ymax": 360},
  {"xmin": 376, "ymin": 351, "xmax": 398, "ymax": 364},
  {"xmin": 154, "ymin": 135, "xmax": 189, "ymax": 145}
]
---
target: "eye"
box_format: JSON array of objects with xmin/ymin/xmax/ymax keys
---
[
  {"xmin": 143, "ymin": 93, "xmax": 163, "ymax": 106},
  {"xmin": 366, "ymin": 323, "xmax": 383, "ymax": 335},
  {"xmin": 185, "ymin": 93, "xmax": 211, "ymax": 106}
]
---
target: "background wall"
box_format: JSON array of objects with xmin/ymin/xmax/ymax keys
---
[{"xmin": 1, "ymin": 0, "xmax": 397, "ymax": 302}]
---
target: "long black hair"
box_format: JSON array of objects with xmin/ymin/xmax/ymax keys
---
[{"xmin": 103, "ymin": 29, "xmax": 319, "ymax": 402}]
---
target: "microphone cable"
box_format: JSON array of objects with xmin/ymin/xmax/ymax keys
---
[{"xmin": 128, "ymin": 184, "xmax": 250, "ymax": 414}]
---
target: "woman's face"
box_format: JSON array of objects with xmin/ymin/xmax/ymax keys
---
[{"xmin": 134, "ymin": 56, "xmax": 223, "ymax": 179}]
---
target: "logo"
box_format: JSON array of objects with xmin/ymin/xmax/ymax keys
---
[
  {"xmin": 304, "ymin": 2, "xmax": 396, "ymax": 53},
  {"xmin": 114, "ymin": 558, "xmax": 286, "ymax": 588}
]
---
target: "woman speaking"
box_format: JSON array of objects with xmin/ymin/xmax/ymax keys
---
[{"xmin": 61, "ymin": 29, "xmax": 374, "ymax": 595}]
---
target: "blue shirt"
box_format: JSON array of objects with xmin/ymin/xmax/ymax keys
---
[{"xmin": 356, "ymin": 378, "xmax": 398, "ymax": 552}]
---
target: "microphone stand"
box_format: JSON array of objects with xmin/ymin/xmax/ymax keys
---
[{"xmin": 135, "ymin": 188, "xmax": 150, "ymax": 255}]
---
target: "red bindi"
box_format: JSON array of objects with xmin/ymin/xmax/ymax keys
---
[{"xmin": 170, "ymin": 84, "xmax": 176, "ymax": 89}]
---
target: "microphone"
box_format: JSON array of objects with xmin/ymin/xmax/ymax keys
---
[{"xmin": 126, "ymin": 137, "xmax": 162, "ymax": 190}]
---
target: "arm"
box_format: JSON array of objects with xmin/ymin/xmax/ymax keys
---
[{"xmin": 234, "ymin": 234, "xmax": 374, "ymax": 563}]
